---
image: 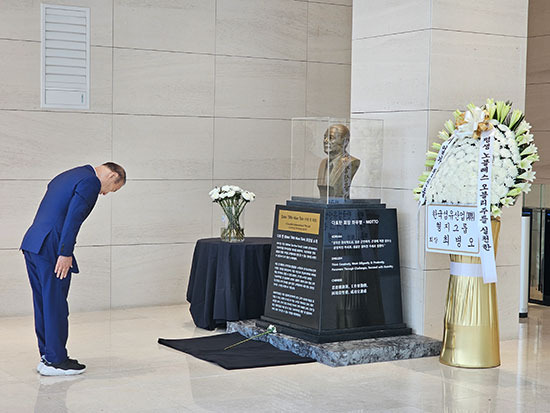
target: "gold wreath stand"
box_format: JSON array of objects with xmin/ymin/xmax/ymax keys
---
[{"xmin": 439, "ymin": 218, "xmax": 501, "ymax": 368}]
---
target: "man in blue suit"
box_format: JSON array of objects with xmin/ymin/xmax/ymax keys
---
[{"xmin": 21, "ymin": 162, "xmax": 126, "ymax": 376}]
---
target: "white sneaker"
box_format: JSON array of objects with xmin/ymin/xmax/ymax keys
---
[
  {"xmin": 36, "ymin": 356, "xmax": 45, "ymax": 373},
  {"xmin": 39, "ymin": 358, "xmax": 86, "ymax": 376}
]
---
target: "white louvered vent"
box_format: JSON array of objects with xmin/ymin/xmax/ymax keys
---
[{"xmin": 41, "ymin": 4, "xmax": 90, "ymax": 109}]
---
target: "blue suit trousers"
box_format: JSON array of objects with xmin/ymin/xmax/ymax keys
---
[{"xmin": 23, "ymin": 249, "xmax": 72, "ymax": 364}]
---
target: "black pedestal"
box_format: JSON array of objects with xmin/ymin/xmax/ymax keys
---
[{"xmin": 261, "ymin": 199, "xmax": 411, "ymax": 343}]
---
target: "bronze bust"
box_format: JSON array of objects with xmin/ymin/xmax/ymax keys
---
[{"xmin": 317, "ymin": 124, "xmax": 360, "ymax": 199}]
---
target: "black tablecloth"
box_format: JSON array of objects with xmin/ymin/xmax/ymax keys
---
[{"xmin": 186, "ymin": 237, "xmax": 272, "ymax": 330}]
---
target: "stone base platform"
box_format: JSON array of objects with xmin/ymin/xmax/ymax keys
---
[{"xmin": 227, "ymin": 320, "xmax": 442, "ymax": 367}]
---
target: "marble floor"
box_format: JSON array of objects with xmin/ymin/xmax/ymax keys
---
[{"xmin": 1, "ymin": 304, "xmax": 550, "ymax": 413}]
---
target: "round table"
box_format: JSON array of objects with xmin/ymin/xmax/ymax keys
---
[{"xmin": 186, "ymin": 237, "xmax": 272, "ymax": 330}]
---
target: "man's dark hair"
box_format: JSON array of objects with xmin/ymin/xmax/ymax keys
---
[{"xmin": 103, "ymin": 162, "xmax": 126, "ymax": 184}]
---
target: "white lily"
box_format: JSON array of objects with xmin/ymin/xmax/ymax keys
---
[
  {"xmin": 444, "ymin": 120, "xmax": 455, "ymax": 134},
  {"xmin": 518, "ymin": 170, "xmax": 536, "ymax": 181},
  {"xmin": 520, "ymin": 144, "xmax": 537, "ymax": 157},
  {"xmin": 485, "ymin": 98, "xmax": 496, "ymax": 119},
  {"xmin": 509, "ymin": 109, "xmax": 524, "ymax": 130},
  {"xmin": 517, "ymin": 133, "xmax": 534, "ymax": 145},
  {"xmin": 519, "ymin": 158, "xmax": 533, "ymax": 170},
  {"xmin": 515, "ymin": 120, "xmax": 531, "ymax": 136},
  {"xmin": 502, "ymin": 197, "xmax": 515, "ymax": 207},
  {"xmin": 495, "ymin": 101, "xmax": 511, "ymax": 123},
  {"xmin": 491, "ymin": 205, "xmax": 502, "ymax": 218}
]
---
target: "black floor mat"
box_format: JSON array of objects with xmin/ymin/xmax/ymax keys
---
[{"xmin": 158, "ymin": 333, "xmax": 315, "ymax": 370}]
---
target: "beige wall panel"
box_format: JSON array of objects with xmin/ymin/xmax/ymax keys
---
[
  {"xmin": 430, "ymin": 31, "xmax": 527, "ymax": 111},
  {"xmin": 496, "ymin": 265, "xmax": 521, "ymax": 340},
  {"xmin": 307, "ymin": 2, "xmax": 352, "ymax": 64},
  {"xmin": 310, "ymin": 0, "xmax": 351, "ymax": 6},
  {"xmin": 0, "ymin": 179, "xmax": 111, "ymax": 250},
  {"xmin": 352, "ymin": 0, "xmax": 429, "ymax": 40},
  {"xmin": 215, "ymin": 56, "xmax": 306, "ymax": 119},
  {"xmin": 216, "ymin": 0, "xmax": 307, "ymax": 60},
  {"xmin": 379, "ymin": 188, "xmax": 423, "ymax": 271},
  {"xmin": 211, "ymin": 179, "xmax": 290, "ymax": 238},
  {"xmin": 77, "ymin": 195, "xmax": 111, "ymax": 247},
  {"xmin": 113, "ymin": 115, "xmax": 214, "ymax": 180},
  {"xmin": 532, "ymin": 132, "xmax": 550, "ymax": 184},
  {"xmin": 306, "ymin": 62, "xmax": 351, "ymax": 118},
  {"xmin": 0, "ymin": 181, "xmax": 49, "ymax": 249},
  {"xmin": 525, "ymin": 83, "xmax": 550, "ymax": 131},
  {"xmin": 213, "ymin": 118, "xmax": 291, "ymax": 180},
  {"xmin": 0, "ymin": 250, "xmax": 33, "ymax": 316},
  {"xmin": 0, "ymin": 0, "xmax": 113, "ymax": 46},
  {"xmin": 111, "ymin": 243, "xmax": 193, "ymax": 308},
  {"xmin": 0, "ymin": 42, "xmax": 112, "ymax": 112},
  {"xmin": 114, "ymin": 0, "xmax": 215, "ymax": 54},
  {"xmin": 526, "ymin": 35, "xmax": 550, "ymax": 85},
  {"xmin": 350, "ymin": 31, "xmax": 430, "ymax": 113},
  {"xmin": 68, "ymin": 246, "xmax": 111, "ymax": 312},
  {"xmin": 399, "ymin": 267, "xmax": 424, "ymax": 334},
  {"xmin": 113, "ymin": 49, "xmax": 215, "ymax": 116},
  {"xmin": 528, "ymin": 0, "xmax": 550, "ymax": 37},
  {"xmin": 422, "ymin": 269, "xmax": 448, "ymax": 339},
  {"xmin": 0, "ymin": 40, "xmax": 40, "ymax": 110},
  {"xmin": 112, "ymin": 180, "xmax": 213, "ymax": 245},
  {"xmin": 89, "ymin": 46, "xmax": 114, "ymax": 113},
  {"xmin": 0, "ymin": 111, "xmax": 111, "ymax": 180},
  {"xmin": 496, "ymin": 202, "xmax": 522, "ymax": 267},
  {"xmin": 432, "ymin": 0, "xmax": 528, "ymax": 37},
  {"xmin": 354, "ymin": 111, "xmax": 429, "ymax": 190}
]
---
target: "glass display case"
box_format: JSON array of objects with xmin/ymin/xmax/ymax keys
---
[
  {"xmin": 523, "ymin": 184, "xmax": 550, "ymax": 305},
  {"xmin": 290, "ymin": 117, "xmax": 384, "ymax": 204}
]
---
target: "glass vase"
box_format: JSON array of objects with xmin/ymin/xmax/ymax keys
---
[{"xmin": 220, "ymin": 210, "xmax": 245, "ymax": 243}]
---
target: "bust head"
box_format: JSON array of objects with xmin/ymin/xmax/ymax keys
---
[{"xmin": 323, "ymin": 124, "xmax": 350, "ymax": 157}]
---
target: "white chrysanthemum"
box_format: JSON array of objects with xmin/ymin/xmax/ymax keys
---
[{"xmin": 424, "ymin": 124, "xmax": 523, "ymax": 207}]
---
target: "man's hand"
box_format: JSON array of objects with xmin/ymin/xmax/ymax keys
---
[{"xmin": 55, "ymin": 256, "xmax": 72, "ymax": 279}]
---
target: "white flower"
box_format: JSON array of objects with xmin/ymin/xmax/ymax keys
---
[
  {"xmin": 499, "ymin": 148, "xmax": 512, "ymax": 159},
  {"xmin": 491, "ymin": 206, "xmax": 502, "ymax": 218},
  {"xmin": 515, "ymin": 121, "xmax": 531, "ymax": 136},
  {"xmin": 517, "ymin": 133, "xmax": 534, "ymax": 145},
  {"xmin": 420, "ymin": 102, "xmax": 539, "ymax": 217},
  {"xmin": 242, "ymin": 191, "xmax": 256, "ymax": 202},
  {"xmin": 209, "ymin": 187, "xmax": 222, "ymax": 201},
  {"xmin": 438, "ymin": 130, "xmax": 450, "ymax": 140},
  {"xmin": 518, "ymin": 170, "xmax": 536, "ymax": 181},
  {"xmin": 502, "ymin": 197, "xmax": 514, "ymax": 207},
  {"xmin": 514, "ymin": 182, "xmax": 531, "ymax": 192},
  {"xmin": 520, "ymin": 144, "xmax": 537, "ymax": 156},
  {"xmin": 519, "ymin": 158, "xmax": 533, "ymax": 170},
  {"xmin": 226, "ymin": 190, "xmax": 236, "ymax": 198}
]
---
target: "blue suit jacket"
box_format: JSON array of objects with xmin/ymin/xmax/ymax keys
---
[{"xmin": 21, "ymin": 165, "xmax": 101, "ymax": 273}]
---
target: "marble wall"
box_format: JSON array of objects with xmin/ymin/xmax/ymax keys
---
[
  {"xmin": 0, "ymin": 0, "xmax": 352, "ymax": 316},
  {"xmin": 351, "ymin": 0, "xmax": 528, "ymax": 339},
  {"xmin": 526, "ymin": 0, "xmax": 550, "ymax": 184}
]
